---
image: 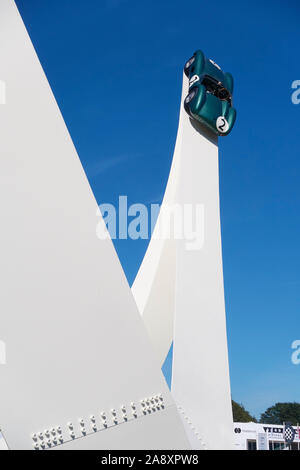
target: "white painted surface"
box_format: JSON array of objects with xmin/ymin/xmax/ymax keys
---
[
  {"xmin": 171, "ymin": 111, "xmax": 233, "ymax": 451},
  {"xmin": 0, "ymin": 0, "xmax": 189, "ymax": 450},
  {"xmin": 0, "ymin": 434, "xmax": 8, "ymax": 450},
  {"xmin": 132, "ymin": 74, "xmax": 233, "ymax": 449},
  {"xmin": 132, "ymin": 79, "xmax": 187, "ymax": 367},
  {"xmin": 54, "ymin": 406, "xmax": 187, "ymax": 450}
]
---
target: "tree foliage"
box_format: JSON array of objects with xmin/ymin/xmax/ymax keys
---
[
  {"xmin": 260, "ymin": 402, "xmax": 300, "ymax": 425},
  {"xmin": 232, "ymin": 400, "xmax": 257, "ymax": 422}
]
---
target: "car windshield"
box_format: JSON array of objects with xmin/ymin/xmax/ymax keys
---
[{"xmin": 201, "ymin": 75, "xmax": 232, "ymax": 105}]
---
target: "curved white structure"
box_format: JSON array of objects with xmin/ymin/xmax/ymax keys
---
[
  {"xmin": 0, "ymin": 0, "xmax": 189, "ymax": 450},
  {"xmin": 132, "ymin": 75, "xmax": 234, "ymax": 449},
  {"xmin": 132, "ymin": 82, "xmax": 187, "ymax": 366}
]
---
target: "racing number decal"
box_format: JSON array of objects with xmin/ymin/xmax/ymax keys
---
[
  {"xmin": 189, "ymin": 74, "xmax": 200, "ymax": 88},
  {"xmin": 216, "ymin": 116, "xmax": 229, "ymax": 134}
]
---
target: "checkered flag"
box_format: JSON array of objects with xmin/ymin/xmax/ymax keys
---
[{"xmin": 284, "ymin": 424, "xmax": 295, "ymax": 443}]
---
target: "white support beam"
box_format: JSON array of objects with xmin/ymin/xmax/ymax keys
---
[{"xmin": 0, "ymin": 0, "xmax": 189, "ymax": 450}]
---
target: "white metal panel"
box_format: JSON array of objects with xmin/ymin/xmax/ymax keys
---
[
  {"xmin": 0, "ymin": 0, "xmax": 189, "ymax": 450},
  {"xmin": 54, "ymin": 406, "xmax": 187, "ymax": 450},
  {"xmin": 171, "ymin": 114, "xmax": 233, "ymax": 450}
]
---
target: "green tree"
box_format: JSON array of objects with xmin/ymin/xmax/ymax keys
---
[
  {"xmin": 232, "ymin": 400, "xmax": 257, "ymax": 422},
  {"xmin": 260, "ymin": 402, "xmax": 300, "ymax": 425}
]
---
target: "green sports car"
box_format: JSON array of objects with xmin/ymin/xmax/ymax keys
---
[{"xmin": 184, "ymin": 50, "xmax": 236, "ymax": 136}]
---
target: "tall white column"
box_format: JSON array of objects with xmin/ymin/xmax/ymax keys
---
[{"xmin": 133, "ymin": 75, "xmax": 233, "ymax": 449}]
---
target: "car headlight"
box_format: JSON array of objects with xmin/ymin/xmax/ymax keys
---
[{"xmin": 184, "ymin": 56, "xmax": 195, "ymax": 75}]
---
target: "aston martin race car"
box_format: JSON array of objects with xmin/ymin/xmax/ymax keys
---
[{"xmin": 184, "ymin": 50, "xmax": 236, "ymax": 136}]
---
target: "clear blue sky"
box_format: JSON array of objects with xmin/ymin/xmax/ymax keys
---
[{"xmin": 15, "ymin": 0, "xmax": 300, "ymax": 419}]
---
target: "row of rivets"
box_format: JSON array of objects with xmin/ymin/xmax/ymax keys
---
[
  {"xmin": 32, "ymin": 425, "xmax": 64, "ymax": 449},
  {"xmin": 32, "ymin": 393, "xmax": 164, "ymax": 449},
  {"xmin": 140, "ymin": 394, "xmax": 164, "ymax": 414},
  {"xmin": 90, "ymin": 414, "xmax": 97, "ymax": 432},
  {"xmin": 178, "ymin": 405, "xmax": 207, "ymax": 450},
  {"xmin": 121, "ymin": 405, "xmax": 128, "ymax": 421}
]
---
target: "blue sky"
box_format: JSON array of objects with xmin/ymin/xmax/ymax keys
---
[{"xmin": 15, "ymin": 0, "xmax": 300, "ymax": 419}]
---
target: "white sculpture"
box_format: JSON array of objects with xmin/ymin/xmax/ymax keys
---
[{"xmin": 132, "ymin": 74, "xmax": 234, "ymax": 450}]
